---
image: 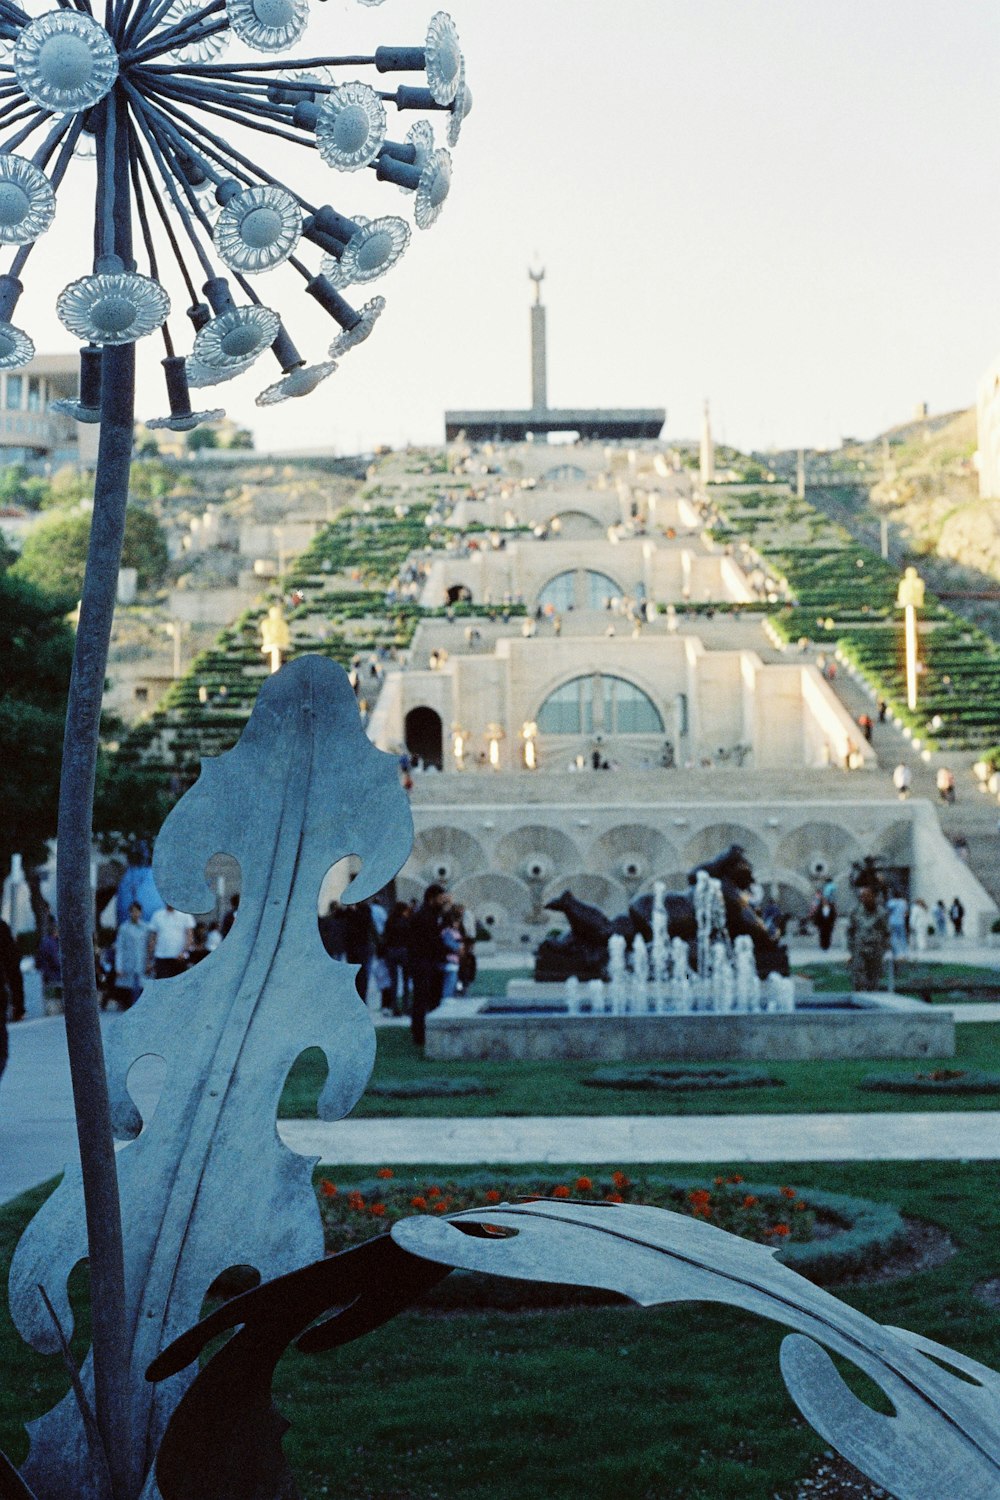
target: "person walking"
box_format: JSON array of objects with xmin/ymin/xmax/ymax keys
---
[
  {"xmin": 813, "ymin": 893, "xmax": 837, "ymax": 951},
  {"xmin": 932, "ymin": 900, "xmax": 948, "ymax": 946},
  {"xmin": 114, "ymin": 901, "xmax": 148, "ymax": 1009},
  {"xmin": 950, "ymin": 897, "xmax": 965, "ymax": 938},
  {"xmin": 893, "ymin": 764, "xmax": 912, "ymax": 800},
  {"xmin": 408, "ymin": 883, "xmax": 448, "ymax": 1046},
  {"xmin": 886, "ymin": 892, "xmax": 909, "ymax": 959},
  {"xmin": 381, "ymin": 900, "xmax": 412, "ymax": 1014},
  {"xmin": 908, "ymin": 898, "xmax": 929, "ymax": 954},
  {"xmin": 0, "ymin": 916, "xmax": 24, "ymax": 1088},
  {"xmin": 146, "ymin": 904, "xmax": 194, "ymax": 979},
  {"xmin": 847, "ymin": 885, "xmax": 890, "ymax": 992}
]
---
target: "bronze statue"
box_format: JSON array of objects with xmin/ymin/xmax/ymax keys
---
[{"xmin": 536, "ymin": 845, "xmax": 789, "ymax": 982}]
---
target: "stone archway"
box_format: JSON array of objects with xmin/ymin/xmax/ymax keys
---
[{"xmin": 404, "ymin": 706, "xmax": 443, "ymax": 769}]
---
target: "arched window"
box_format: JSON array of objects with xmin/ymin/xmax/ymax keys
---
[
  {"xmin": 536, "ymin": 675, "xmax": 663, "ymax": 735},
  {"xmin": 537, "ymin": 569, "xmax": 620, "ymax": 612}
]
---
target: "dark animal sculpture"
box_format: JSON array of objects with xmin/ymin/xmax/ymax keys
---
[{"xmin": 535, "ymin": 844, "xmax": 789, "ymax": 982}]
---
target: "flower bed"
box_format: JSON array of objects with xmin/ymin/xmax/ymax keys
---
[
  {"xmin": 314, "ymin": 1169, "xmax": 907, "ymax": 1286},
  {"xmin": 582, "ymin": 1066, "xmax": 784, "ymax": 1092},
  {"xmin": 367, "ymin": 1077, "xmax": 495, "ymax": 1099},
  {"xmin": 859, "ymin": 1069, "xmax": 1000, "ymax": 1096}
]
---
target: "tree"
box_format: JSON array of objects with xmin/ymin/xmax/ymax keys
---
[
  {"xmin": 187, "ymin": 426, "xmax": 218, "ymax": 452},
  {"xmin": 13, "ymin": 504, "xmax": 170, "ymax": 600},
  {"xmin": 226, "ymin": 428, "xmax": 254, "ymax": 450},
  {"xmin": 129, "ymin": 458, "xmax": 175, "ymax": 501},
  {"xmin": 0, "ymin": 572, "xmax": 73, "ymax": 900}
]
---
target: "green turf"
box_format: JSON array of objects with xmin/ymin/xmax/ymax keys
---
[
  {"xmin": 799, "ymin": 960, "xmax": 1000, "ymax": 999},
  {"xmin": 278, "ymin": 1021, "xmax": 1000, "ymax": 1119},
  {"xmin": 3, "ymin": 1161, "xmax": 1000, "ymax": 1498}
]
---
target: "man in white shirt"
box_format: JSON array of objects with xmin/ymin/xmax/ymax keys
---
[{"xmin": 147, "ymin": 904, "xmax": 194, "ymax": 979}]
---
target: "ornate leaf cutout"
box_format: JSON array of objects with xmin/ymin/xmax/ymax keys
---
[
  {"xmin": 7, "ymin": 658, "xmax": 412, "ymax": 1500},
  {"xmin": 395, "ymin": 1202, "xmax": 1000, "ymax": 1500},
  {"xmin": 146, "ymin": 1199, "xmax": 1000, "ymax": 1500}
]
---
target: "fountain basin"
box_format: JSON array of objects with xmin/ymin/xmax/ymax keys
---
[{"xmin": 424, "ymin": 989, "xmax": 954, "ymax": 1063}]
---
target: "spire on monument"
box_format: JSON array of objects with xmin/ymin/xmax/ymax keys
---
[
  {"xmin": 529, "ymin": 265, "xmax": 548, "ymax": 411},
  {"xmin": 699, "ymin": 398, "xmax": 715, "ymax": 485}
]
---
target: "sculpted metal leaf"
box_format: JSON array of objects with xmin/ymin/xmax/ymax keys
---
[
  {"xmin": 146, "ymin": 1198, "xmax": 1000, "ymax": 1500},
  {"xmin": 7, "ymin": 657, "xmax": 412, "ymax": 1500}
]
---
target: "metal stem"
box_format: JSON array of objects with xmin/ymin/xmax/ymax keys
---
[{"xmin": 57, "ymin": 84, "xmax": 138, "ymax": 1500}]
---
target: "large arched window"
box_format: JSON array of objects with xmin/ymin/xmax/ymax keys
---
[
  {"xmin": 538, "ymin": 569, "xmax": 621, "ymax": 612},
  {"xmin": 536, "ymin": 675, "xmax": 664, "ymax": 735}
]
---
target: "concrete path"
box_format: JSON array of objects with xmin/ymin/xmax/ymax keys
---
[
  {"xmin": 6, "ymin": 1011, "xmax": 1000, "ymax": 1203},
  {"xmin": 281, "ymin": 1113, "xmax": 1000, "ymax": 1165}
]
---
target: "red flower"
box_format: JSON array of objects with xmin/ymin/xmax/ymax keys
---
[
  {"xmin": 377, "ymin": 1168, "xmax": 394, "ymax": 1180},
  {"xmin": 427, "ymin": 1185, "xmax": 442, "ymax": 1199},
  {"xmin": 370, "ymin": 1202, "xmax": 386, "ymax": 1217},
  {"xmin": 484, "ymin": 1189, "xmax": 501, "ymax": 1204},
  {"xmin": 347, "ymin": 1191, "xmax": 365, "ymax": 1212},
  {"xmin": 770, "ymin": 1223, "xmax": 790, "ymax": 1237},
  {"xmin": 714, "ymin": 1176, "xmax": 724, "ymax": 1186},
  {"xmin": 411, "ymin": 1196, "xmax": 428, "ymax": 1211},
  {"xmin": 780, "ymin": 1186, "xmax": 796, "ymax": 1199},
  {"xmin": 742, "ymin": 1195, "xmax": 758, "ymax": 1209},
  {"xmin": 795, "ymin": 1201, "xmax": 808, "ymax": 1212},
  {"xmin": 433, "ymin": 1199, "xmax": 452, "ymax": 1214},
  {"xmin": 552, "ymin": 1185, "xmax": 571, "ymax": 1199},
  {"xmin": 605, "ymin": 1192, "xmax": 624, "ymax": 1204},
  {"xmin": 726, "ymin": 1174, "xmax": 744, "ymax": 1185},
  {"xmin": 688, "ymin": 1189, "xmax": 712, "ymax": 1207},
  {"xmin": 319, "ymin": 1179, "xmax": 338, "ymax": 1198},
  {"xmin": 576, "ymin": 1176, "xmax": 593, "ymax": 1193},
  {"xmin": 612, "ymin": 1171, "xmax": 630, "ymax": 1189}
]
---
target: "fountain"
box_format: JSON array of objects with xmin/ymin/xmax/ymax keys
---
[{"xmin": 425, "ymin": 847, "xmax": 954, "ymax": 1063}]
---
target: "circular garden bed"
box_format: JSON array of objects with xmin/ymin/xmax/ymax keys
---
[
  {"xmin": 583, "ymin": 1066, "xmax": 784, "ymax": 1092},
  {"xmin": 367, "ymin": 1077, "xmax": 495, "ymax": 1100},
  {"xmin": 314, "ymin": 1169, "xmax": 909, "ymax": 1296},
  {"xmin": 858, "ymin": 1068, "xmax": 1000, "ymax": 1096}
]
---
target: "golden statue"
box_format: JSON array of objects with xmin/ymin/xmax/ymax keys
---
[{"xmin": 260, "ymin": 603, "xmax": 291, "ymax": 674}]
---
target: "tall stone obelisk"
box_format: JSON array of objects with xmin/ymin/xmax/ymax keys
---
[
  {"xmin": 699, "ymin": 398, "xmax": 715, "ymax": 485},
  {"xmin": 529, "ymin": 266, "xmax": 547, "ymax": 411}
]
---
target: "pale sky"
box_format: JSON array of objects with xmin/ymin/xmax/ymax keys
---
[{"xmin": 15, "ymin": 1, "xmax": 1000, "ymax": 455}]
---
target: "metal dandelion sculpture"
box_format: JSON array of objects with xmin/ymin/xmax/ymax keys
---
[{"xmin": 0, "ymin": 4, "xmax": 468, "ymax": 1497}]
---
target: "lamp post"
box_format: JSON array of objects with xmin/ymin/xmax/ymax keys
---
[
  {"xmin": 896, "ymin": 565, "xmax": 925, "ymax": 713},
  {"xmin": 0, "ymin": 7, "xmax": 470, "ymax": 1491},
  {"xmin": 485, "ymin": 721, "xmax": 504, "ymax": 769}
]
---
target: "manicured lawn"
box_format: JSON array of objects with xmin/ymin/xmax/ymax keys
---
[
  {"xmin": 279, "ymin": 1020, "xmax": 1000, "ymax": 1119},
  {"xmin": 4, "ymin": 1162, "xmax": 1000, "ymax": 1499},
  {"xmin": 800, "ymin": 960, "xmax": 1000, "ymax": 998}
]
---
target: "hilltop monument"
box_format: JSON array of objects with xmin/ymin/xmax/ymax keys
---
[
  {"xmin": 699, "ymin": 398, "xmax": 715, "ymax": 485},
  {"xmin": 445, "ymin": 271, "xmax": 665, "ymax": 442}
]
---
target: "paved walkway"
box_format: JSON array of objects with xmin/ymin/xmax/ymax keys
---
[{"xmin": 5, "ymin": 1009, "xmax": 1000, "ymax": 1202}]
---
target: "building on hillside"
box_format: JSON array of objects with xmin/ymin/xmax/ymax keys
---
[{"xmin": 0, "ymin": 354, "xmax": 98, "ymax": 467}]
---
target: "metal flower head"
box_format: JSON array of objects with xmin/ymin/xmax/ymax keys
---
[
  {"xmin": 14, "ymin": 11, "xmax": 119, "ymax": 112},
  {"xmin": 0, "ymin": 1, "xmax": 468, "ymax": 428},
  {"xmin": 193, "ymin": 305, "xmax": 281, "ymax": 367},
  {"xmin": 0, "ymin": 322, "xmax": 33, "ymax": 370},
  {"xmin": 256, "ymin": 357, "xmax": 337, "ymax": 405},
  {"xmin": 57, "ymin": 268, "xmax": 170, "ymax": 344},
  {"xmin": 316, "ymin": 82, "xmax": 386, "ymax": 171},
  {"xmin": 0, "ymin": 157, "xmax": 56, "ymax": 244},
  {"xmin": 214, "ymin": 185, "xmax": 302, "ymax": 273}
]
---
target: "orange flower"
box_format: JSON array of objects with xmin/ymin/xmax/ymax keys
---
[
  {"xmin": 780, "ymin": 1186, "xmax": 796, "ymax": 1199},
  {"xmin": 742, "ymin": 1195, "xmax": 758, "ymax": 1209},
  {"xmin": 376, "ymin": 1168, "xmax": 394, "ymax": 1180},
  {"xmin": 484, "ymin": 1189, "xmax": 501, "ymax": 1204},
  {"xmin": 795, "ymin": 1201, "xmax": 808, "ymax": 1212},
  {"xmin": 688, "ymin": 1189, "xmax": 712, "ymax": 1207},
  {"xmin": 347, "ymin": 1191, "xmax": 365, "ymax": 1212},
  {"xmin": 770, "ymin": 1223, "xmax": 790, "ymax": 1237},
  {"xmin": 411, "ymin": 1196, "xmax": 428, "ymax": 1210},
  {"xmin": 370, "ymin": 1202, "xmax": 386, "ymax": 1217},
  {"xmin": 576, "ymin": 1176, "xmax": 593, "ymax": 1192},
  {"xmin": 612, "ymin": 1171, "xmax": 630, "ymax": 1189},
  {"xmin": 433, "ymin": 1199, "xmax": 452, "ymax": 1214},
  {"xmin": 319, "ymin": 1179, "xmax": 338, "ymax": 1198},
  {"xmin": 552, "ymin": 1185, "xmax": 571, "ymax": 1199},
  {"xmin": 427, "ymin": 1185, "xmax": 442, "ymax": 1199},
  {"xmin": 605, "ymin": 1192, "xmax": 624, "ymax": 1204},
  {"xmin": 714, "ymin": 1176, "xmax": 724, "ymax": 1186},
  {"xmin": 726, "ymin": 1175, "xmax": 744, "ymax": 1185}
]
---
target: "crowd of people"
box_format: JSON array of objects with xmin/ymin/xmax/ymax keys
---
[
  {"xmin": 807, "ymin": 879, "xmax": 966, "ymax": 960},
  {"xmin": 318, "ymin": 884, "xmax": 476, "ymax": 1046}
]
